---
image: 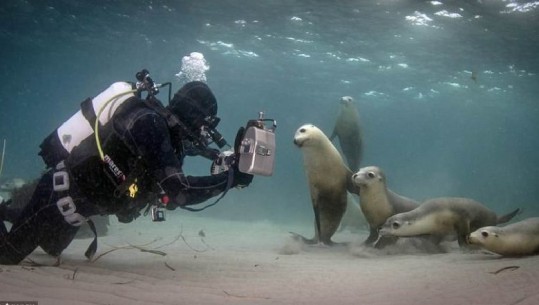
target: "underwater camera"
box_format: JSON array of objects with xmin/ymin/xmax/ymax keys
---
[
  {"xmin": 211, "ymin": 112, "xmax": 276, "ymax": 176},
  {"xmin": 237, "ymin": 112, "xmax": 276, "ymax": 176}
]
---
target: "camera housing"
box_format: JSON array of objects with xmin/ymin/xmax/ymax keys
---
[{"xmin": 238, "ymin": 113, "xmax": 276, "ymax": 176}]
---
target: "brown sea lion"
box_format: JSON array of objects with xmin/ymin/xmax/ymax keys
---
[
  {"xmin": 351, "ymin": 166, "xmax": 419, "ymax": 248},
  {"xmin": 330, "ymin": 96, "xmax": 363, "ymax": 172},
  {"xmin": 379, "ymin": 197, "xmax": 520, "ymax": 247},
  {"xmin": 469, "ymin": 217, "xmax": 539, "ymax": 256}
]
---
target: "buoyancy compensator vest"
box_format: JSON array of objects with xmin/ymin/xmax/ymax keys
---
[
  {"xmin": 36, "ymin": 81, "xmax": 147, "ymax": 260},
  {"xmin": 38, "ymin": 81, "xmax": 159, "ymax": 216},
  {"xmin": 37, "ymin": 75, "xmax": 176, "ymax": 216},
  {"xmin": 62, "ymin": 103, "xmax": 154, "ymax": 217}
]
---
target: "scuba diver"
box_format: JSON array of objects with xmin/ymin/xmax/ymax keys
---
[{"xmin": 0, "ymin": 69, "xmax": 273, "ymax": 265}]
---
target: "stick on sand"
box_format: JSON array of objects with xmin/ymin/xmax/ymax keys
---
[{"xmin": 0, "ymin": 139, "xmax": 6, "ymax": 179}]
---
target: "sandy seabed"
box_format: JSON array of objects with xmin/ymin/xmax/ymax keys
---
[{"xmin": 1, "ymin": 212, "xmax": 538, "ymax": 305}]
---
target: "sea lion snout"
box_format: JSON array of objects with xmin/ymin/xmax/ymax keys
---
[
  {"xmin": 468, "ymin": 229, "xmax": 492, "ymax": 244},
  {"xmin": 351, "ymin": 171, "xmax": 369, "ymax": 185},
  {"xmin": 293, "ymin": 125, "xmax": 314, "ymax": 147},
  {"xmin": 340, "ymin": 96, "xmax": 353, "ymax": 104},
  {"xmin": 351, "ymin": 172, "xmax": 367, "ymax": 187},
  {"xmin": 379, "ymin": 218, "xmax": 402, "ymax": 236},
  {"xmin": 352, "ymin": 167, "xmax": 382, "ymax": 186}
]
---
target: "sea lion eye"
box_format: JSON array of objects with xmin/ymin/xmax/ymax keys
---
[
  {"xmin": 481, "ymin": 231, "xmax": 489, "ymax": 238},
  {"xmin": 392, "ymin": 222, "xmax": 400, "ymax": 230},
  {"xmin": 299, "ymin": 128, "xmax": 306, "ymax": 133},
  {"xmin": 367, "ymin": 172, "xmax": 376, "ymax": 178}
]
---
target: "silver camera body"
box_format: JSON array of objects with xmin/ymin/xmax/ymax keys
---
[{"xmin": 238, "ymin": 113, "xmax": 276, "ymax": 176}]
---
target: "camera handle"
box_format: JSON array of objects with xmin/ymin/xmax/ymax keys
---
[{"xmin": 246, "ymin": 112, "xmax": 277, "ymax": 132}]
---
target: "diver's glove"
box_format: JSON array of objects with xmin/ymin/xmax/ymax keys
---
[
  {"xmin": 230, "ymin": 126, "xmax": 253, "ymax": 188},
  {"xmin": 231, "ymin": 162, "xmax": 253, "ymax": 188}
]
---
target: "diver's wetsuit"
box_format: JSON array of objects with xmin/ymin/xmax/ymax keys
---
[{"xmin": 0, "ymin": 98, "xmax": 234, "ymax": 265}]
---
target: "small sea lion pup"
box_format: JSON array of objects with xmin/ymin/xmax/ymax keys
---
[
  {"xmin": 379, "ymin": 197, "xmax": 520, "ymax": 247},
  {"xmin": 351, "ymin": 166, "xmax": 419, "ymax": 248},
  {"xmin": 468, "ymin": 217, "xmax": 539, "ymax": 256},
  {"xmin": 293, "ymin": 124, "xmax": 354, "ymax": 245},
  {"xmin": 330, "ymin": 96, "xmax": 363, "ymax": 172}
]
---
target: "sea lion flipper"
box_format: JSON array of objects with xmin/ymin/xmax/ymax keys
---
[
  {"xmin": 329, "ymin": 130, "xmax": 337, "ymax": 141},
  {"xmin": 364, "ymin": 227, "xmax": 380, "ymax": 246},
  {"xmin": 313, "ymin": 202, "xmax": 322, "ymax": 243},
  {"xmin": 289, "ymin": 232, "xmax": 317, "ymax": 245},
  {"xmin": 497, "ymin": 208, "xmax": 521, "ymax": 224}
]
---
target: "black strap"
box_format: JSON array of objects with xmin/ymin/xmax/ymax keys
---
[
  {"xmin": 180, "ymin": 168, "xmax": 235, "ymax": 212},
  {"xmin": 142, "ymin": 98, "xmax": 201, "ymax": 143},
  {"xmin": 0, "ymin": 218, "xmax": 7, "ymax": 236},
  {"xmin": 84, "ymin": 218, "xmax": 98, "ymax": 260},
  {"xmin": 80, "ymin": 97, "xmax": 97, "ymax": 130},
  {"xmin": 112, "ymin": 159, "xmax": 146, "ymax": 198},
  {"xmin": 80, "ymin": 82, "xmax": 138, "ymax": 130}
]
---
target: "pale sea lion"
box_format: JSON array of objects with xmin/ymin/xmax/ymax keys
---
[
  {"xmin": 468, "ymin": 217, "xmax": 539, "ymax": 256},
  {"xmin": 330, "ymin": 96, "xmax": 363, "ymax": 172},
  {"xmin": 379, "ymin": 197, "xmax": 520, "ymax": 247},
  {"xmin": 351, "ymin": 166, "xmax": 419, "ymax": 248},
  {"xmin": 293, "ymin": 124, "xmax": 353, "ymax": 245}
]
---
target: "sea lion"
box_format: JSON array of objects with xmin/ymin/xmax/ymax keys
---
[
  {"xmin": 379, "ymin": 197, "xmax": 520, "ymax": 247},
  {"xmin": 330, "ymin": 96, "xmax": 363, "ymax": 172},
  {"xmin": 468, "ymin": 217, "xmax": 539, "ymax": 256},
  {"xmin": 293, "ymin": 124, "xmax": 353, "ymax": 245},
  {"xmin": 351, "ymin": 166, "xmax": 419, "ymax": 248}
]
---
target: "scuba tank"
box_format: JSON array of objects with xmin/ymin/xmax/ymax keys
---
[{"xmin": 39, "ymin": 82, "xmax": 136, "ymax": 168}]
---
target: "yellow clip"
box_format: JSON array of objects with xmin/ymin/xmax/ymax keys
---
[{"xmin": 128, "ymin": 183, "xmax": 138, "ymax": 198}]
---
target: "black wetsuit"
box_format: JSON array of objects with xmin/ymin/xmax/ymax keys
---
[{"xmin": 0, "ymin": 98, "xmax": 237, "ymax": 264}]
